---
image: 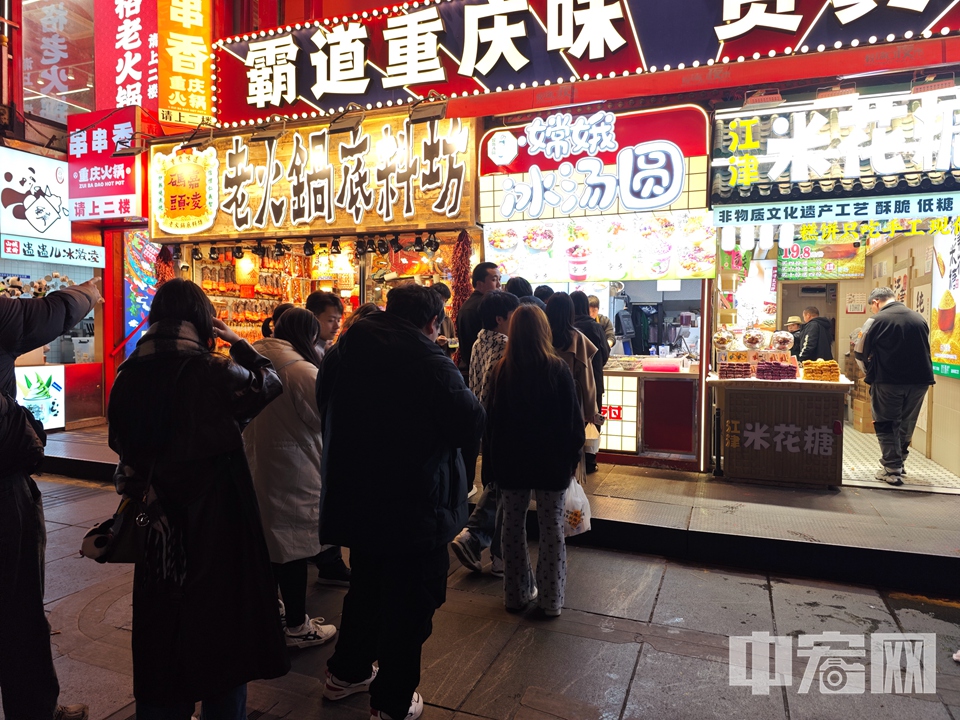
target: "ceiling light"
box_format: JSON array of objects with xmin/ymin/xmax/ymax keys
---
[
  {"xmin": 331, "ymin": 238, "xmax": 341, "ymax": 254},
  {"xmin": 209, "ymin": 245, "xmax": 220, "ymax": 260},
  {"xmin": 413, "ymin": 233, "xmax": 425, "ymax": 252},
  {"xmin": 274, "ymin": 240, "xmax": 286, "ymax": 258},
  {"xmin": 234, "ymin": 245, "xmax": 244, "ymax": 259},
  {"xmin": 303, "ymin": 239, "xmax": 315, "ymax": 256},
  {"xmin": 389, "ymin": 234, "xmax": 403, "ymax": 253},
  {"xmin": 356, "ymin": 239, "xmax": 367, "ymax": 255},
  {"xmin": 376, "ymin": 236, "xmax": 388, "ymax": 255},
  {"xmin": 425, "ymin": 232, "xmax": 440, "ymax": 252},
  {"xmin": 171, "ymin": 245, "xmax": 181, "ymax": 261},
  {"xmin": 252, "ymin": 240, "xmax": 266, "ymax": 257},
  {"xmin": 192, "ymin": 246, "xmax": 204, "ymax": 261}
]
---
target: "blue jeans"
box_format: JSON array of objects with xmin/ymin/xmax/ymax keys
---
[
  {"xmin": 464, "ymin": 482, "xmax": 502, "ymax": 560},
  {"xmin": 0, "ymin": 473, "xmax": 60, "ymax": 720},
  {"xmin": 136, "ymin": 684, "xmax": 247, "ymax": 720}
]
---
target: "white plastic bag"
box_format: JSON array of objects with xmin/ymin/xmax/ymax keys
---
[
  {"xmin": 584, "ymin": 423, "xmax": 601, "ymax": 455},
  {"xmin": 562, "ymin": 476, "xmax": 592, "ymax": 537}
]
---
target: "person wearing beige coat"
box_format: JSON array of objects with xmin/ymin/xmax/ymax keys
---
[{"xmin": 245, "ymin": 308, "xmax": 337, "ymax": 650}]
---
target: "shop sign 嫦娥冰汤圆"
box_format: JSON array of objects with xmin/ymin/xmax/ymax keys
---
[
  {"xmin": 213, "ymin": 2, "xmax": 951, "ymax": 126},
  {"xmin": 932, "ymin": 230, "xmax": 960, "ymax": 379},
  {"xmin": 1, "ymin": 236, "xmax": 106, "ymax": 269},
  {"xmin": 480, "ymin": 105, "xmax": 713, "ymax": 284},
  {"xmin": 149, "ymin": 115, "xmax": 476, "ymax": 239},
  {"xmin": 0, "ymin": 148, "xmax": 70, "ymax": 244},
  {"xmin": 713, "ymin": 87, "xmax": 960, "ymax": 199}
]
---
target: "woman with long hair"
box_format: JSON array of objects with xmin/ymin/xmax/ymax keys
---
[
  {"xmin": 245, "ymin": 308, "xmax": 337, "ymax": 649},
  {"xmin": 107, "ymin": 279, "xmax": 288, "ymax": 719},
  {"xmin": 483, "ymin": 305, "xmax": 585, "ymax": 616},
  {"xmin": 545, "ymin": 293, "xmax": 599, "ymax": 435}
]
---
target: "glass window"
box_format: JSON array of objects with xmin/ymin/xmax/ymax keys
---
[{"xmin": 22, "ymin": 0, "xmax": 96, "ymax": 125}]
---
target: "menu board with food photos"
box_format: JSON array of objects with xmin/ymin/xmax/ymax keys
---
[
  {"xmin": 483, "ymin": 211, "xmax": 717, "ymax": 284},
  {"xmin": 932, "ymin": 231, "xmax": 960, "ymax": 378}
]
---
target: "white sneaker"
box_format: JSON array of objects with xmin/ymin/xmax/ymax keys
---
[
  {"xmin": 371, "ymin": 691, "xmax": 423, "ymax": 720},
  {"xmin": 875, "ymin": 467, "xmax": 904, "ymax": 486},
  {"xmin": 490, "ymin": 555, "xmax": 504, "ymax": 578},
  {"xmin": 451, "ymin": 530, "xmax": 482, "ymax": 573},
  {"xmin": 324, "ymin": 665, "xmax": 378, "ymax": 700},
  {"xmin": 284, "ymin": 615, "xmax": 337, "ymax": 648}
]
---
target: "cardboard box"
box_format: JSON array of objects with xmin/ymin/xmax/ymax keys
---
[
  {"xmin": 853, "ymin": 414, "xmax": 875, "ymax": 434},
  {"xmin": 853, "ymin": 398, "xmax": 869, "ymax": 416}
]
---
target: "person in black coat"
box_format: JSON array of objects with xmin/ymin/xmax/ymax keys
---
[
  {"xmin": 571, "ymin": 291, "xmax": 608, "ymax": 473},
  {"xmin": 108, "ymin": 279, "xmax": 289, "ymax": 716},
  {"xmin": 856, "ymin": 286, "xmax": 936, "ymax": 484},
  {"xmin": 0, "ymin": 278, "xmax": 100, "ymax": 720},
  {"xmin": 317, "ymin": 284, "xmax": 484, "ymax": 720},
  {"xmin": 797, "ymin": 306, "xmax": 834, "ymax": 362},
  {"xmin": 484, "ymin": 305, "xmax": 585, "ymax": 617}
]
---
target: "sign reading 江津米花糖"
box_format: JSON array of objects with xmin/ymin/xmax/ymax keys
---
[
  {"xmin": 149, "ymin": 115, "xmax": 476, "ymax": 240},
  {"xmin": 714, "ymin": 88, "xmax": 960, "ymax": 197},
  {"xmin": 213, "ymin": 2, "xmax": 953, "ymax": 126}
]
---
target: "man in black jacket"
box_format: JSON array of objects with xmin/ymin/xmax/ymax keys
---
[
  {"xmin": 797, "ymin": 306, "xmax": 834, "ymax": 362},
  {"xmin": 856, "ymin": 286, "xmax": 936, "ymax": 485},
  {"xmin": 317, "ymin": 284, "xmax": 484, "ymax": 720},
  {"xmin": 0, "ymin": 278, "xmax": 100, "ymax": 720}
]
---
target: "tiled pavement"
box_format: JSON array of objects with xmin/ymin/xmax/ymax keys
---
[{"xmin": 5, "ymin": 475, "xmax": 959, "ymax": 720}]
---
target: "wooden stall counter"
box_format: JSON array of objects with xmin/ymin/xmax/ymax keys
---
[{"xmin": 708, "ymin": 374, "xmax": 853, "ymax": 489}]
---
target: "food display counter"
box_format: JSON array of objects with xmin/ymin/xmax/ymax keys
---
[
  {"xmin": 600, "ymin": 360, "xmax": 700, "ymax": 460},
  {"xmin": 709, "ymin": 374, "xmax": 853, "ymax": 488}
]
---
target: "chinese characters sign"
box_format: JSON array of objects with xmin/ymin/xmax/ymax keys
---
[
  {"xmin": 721, "ymin": 386, "xmax": 847, "ymax": 485},
  {"xmin": 0, "ymin": 148, "xmax": 70, "ymax": 243},
  {"xmin": 95, "ymin": 0, "xmax": 159, "ymax": 114},
  {"xmin": 213, "ymin": 2, "xmax": 955, "ymax": 125},
  {"xmin": 67, "ymin": 106, "xmax": 146, "ymax": 221},
  {"xmin": 479, "ymin": 106, "xmax": 710, "ymax": 224},
  {"xmin": 714, "ymin": 191, "xmax": 960, "ymax": 225},
  {"xmin": 2, "ymin": 236, "xmax": 106, "ymax": 268},
  {"xmin": 22, "ymin": 0, "xmax": 96, "ymax": 125},
  {"xmin": 149, "ymin": 115, "xmax": 476, "ymax": 239},
  {"xmin": 713, "ymin": 88, "xmax": 960, "ymax": 198},
  {"xmin": 777, "ymin": 227, "xmax": 866, "ymax": 281},
  {"xmin": 158, "ymin": 0, "xmax": 214, "ymax": 126}
]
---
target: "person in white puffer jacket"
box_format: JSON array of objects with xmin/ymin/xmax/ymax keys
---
[{"xmin": 245, "ymin": 307, "xmax": 337, "ymax": 649}]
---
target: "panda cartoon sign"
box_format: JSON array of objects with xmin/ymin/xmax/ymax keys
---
[{"xmin": 0, "ymin": 148, "xmax": 70, "ymax": 243}]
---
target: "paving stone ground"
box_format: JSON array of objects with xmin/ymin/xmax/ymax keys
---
[{"xmin": 4, "ymin": 475, "xmax": 959, "ymax": 720}]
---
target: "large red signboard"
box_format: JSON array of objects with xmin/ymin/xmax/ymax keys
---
[{"xmin": 93, "ymin": 0, "xmax": 159, "ymax": 115}]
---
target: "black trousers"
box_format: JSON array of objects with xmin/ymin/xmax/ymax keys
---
[
  {"xmin": 0, "ymin": 474, "xmax": 59, "ymax": 720},
  {"xmin": 327, "ymin": 545, "xmax": 448, "ymax": 720},
  {"xmin": 272, "ymin": 558, "xmax": 308, "ymax": 629}
]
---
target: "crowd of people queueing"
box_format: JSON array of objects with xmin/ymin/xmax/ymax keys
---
[{"xmin": 0, "ymin": 263, "xmax": 611, "ymax": 720}]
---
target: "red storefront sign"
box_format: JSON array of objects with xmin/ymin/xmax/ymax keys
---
[
  {"xmin": 94, "ymin": 0, "xmax": 159, "ymax": 115},
  {"xmin": 67, "ymin": 107, "xmax": 153, "ymax": 221},
  {"xmin": 602, "ymin": 406, "xmax": 623, "ymax": 421}
]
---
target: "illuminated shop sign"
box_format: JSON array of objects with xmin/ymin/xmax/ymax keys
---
[
  {"xmin": 213, "ymin": 2, "xmax": 951, "ymax": 125},
  {"xmin": 0, "ymin": 149, "xmax": 70, "ymax": 243},
  {"xmin": 158, "ymin": 0, "xmax": 214, "ymax": 126},
  {"xmin": 149, "ymin": 115, "xmax": 476, "ymax": 239},
  {"xmin": 479, "ymin": 105, "xmax": 709, "ymax": 224},
  {"xmin": 2, "ymin": 235, "xmax": 107, "ymax": 268},
  {"xmin": 714, "ymin": 88, "xmax": 960, "ymax": 196}
]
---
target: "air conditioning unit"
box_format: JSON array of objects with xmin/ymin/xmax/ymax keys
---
[{"xmin": 800, "ymin": 285, "xmax": 827, "ymax": 296}]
